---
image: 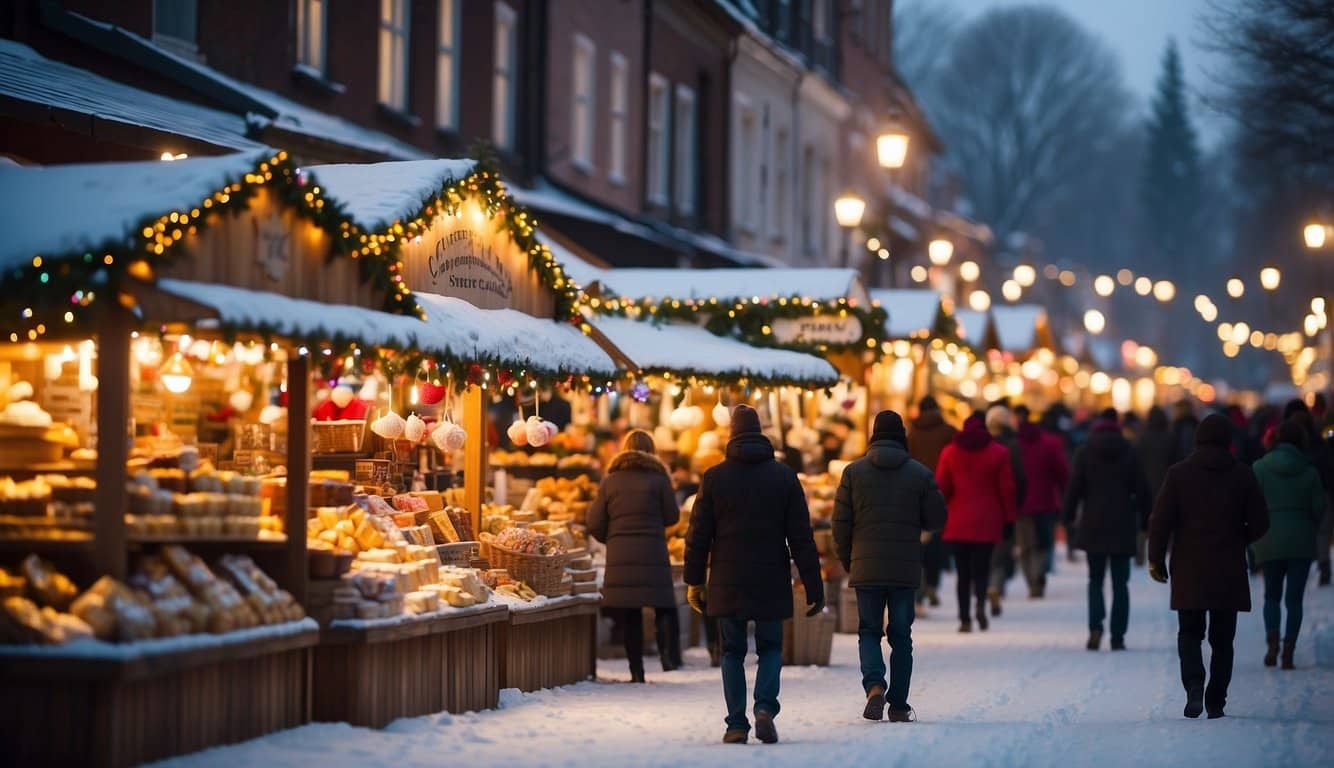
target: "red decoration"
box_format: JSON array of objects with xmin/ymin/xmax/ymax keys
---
[
  {"xmin": 497, "ymin": 369, "xmax": 514, "ymax": 388},
  {"xmin": 313, "ymin": 397, "xmax": 370, "ymax": 421},
  {"xmin": 466, "ymin": 363, "xmax": 483, "ymax": 385},
  {"xmin": 419, "ymin": 380, "xmax": 447, "ymax": 405}
]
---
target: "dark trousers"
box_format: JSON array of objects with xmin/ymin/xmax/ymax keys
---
[
  {"xmin": 952, "ymin": 542, "xmax": 995, "ymax": 622},
  {"xmin": 1262, "ymin": 559, "xmax": 1313, "ymax": 640},
  {"xmin": 617, "ymin": 606, "xmax": 678, "ymax": 674},
  {"xmin": 855, "ymin": 586, "xmax": 916, "ymax": 710},
  {"xmin": 1087, "ymin": 553, "xmax": 1131, "ymax": 639},
  {"xmin": 1016, "ymin": 512, "xmax": 1056, "ymax": 593},
  {"xmin": 719, "ymin": 618, "xmax": 784, "ymax": 732},
  {"xmin": 1178, "ymin": 610, "xmax": 1237, "ymax": 711}
]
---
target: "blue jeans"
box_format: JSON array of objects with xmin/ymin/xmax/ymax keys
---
[
  {"xmin": 1087, "ymin": 554, "xmax": 1130, "ymax": 639},
  {"xmin": 1262, "ymin": 558, "xmax": 1312, "ymax": 640},
  {"xmin": 719, "ymin": 618, "xmax": 783, "ymax": 732},
  {"xmin": 856, "ymin": 586, "xmax": 916, "ymax": 710}
]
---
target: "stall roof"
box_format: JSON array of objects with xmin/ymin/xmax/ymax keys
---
[
  {"xmin": 598, "ymin": 268, "xmax": 868, "ymax": 306},
  {"xmin": 871, "ymin": 289, "xmax": 945, "ymax": 339},
  {"xmin": 991, "ymin": 305, "xmax": 1047, "ymax": 354},
  {"xmin": 306, "ymin": 159, "xmax": 477, "ymax": 232},
  {"xmin": 0, "ymin": 39, "xmax": 261, "ymax": 153},
  {"xmin": 538, "ymin": 233, "xmax": 607, "ymax": 290},
  {"xmin": 953, "ymin": 309, "xmax": 991, "ymax": 344},
  {"xmin": 590, "ymin": 316, "xmax": 838, "ymax": 386},
  {"xmin": 0, "ymin": 149, "xmax": 269, "ymax": 270}
]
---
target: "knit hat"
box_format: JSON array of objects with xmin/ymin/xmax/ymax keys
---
[
  {"xmin": 870, "ymin": 410, "xmax": 907, "ymax": 447},
  {"xmin": 1195, "ymin": 412, "xmax": 1232, "ymax": 447},
  {"xmin": 918, "ymin": 395, "xmax": 940, "ymax": 413},
  {"xmin": 729, "ymin": 404, "xmax": 762, "ymax": 435},
  {"xmin": 985, "ymin": 405, "xmax": 1012, "ymax": 436}
]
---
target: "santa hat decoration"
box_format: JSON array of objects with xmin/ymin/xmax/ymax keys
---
[
  {"xmin": 404, "ymin": 412, "xmax": 426, "ymax": 443},
  {"xmin": 330, "ymin": 380, "xmax": 356, "ymax": 409}
]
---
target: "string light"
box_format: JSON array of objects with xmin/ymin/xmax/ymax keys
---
[{"xmin": 1093, "ymin": 275, "xmax": 1115, "ymax": 297}]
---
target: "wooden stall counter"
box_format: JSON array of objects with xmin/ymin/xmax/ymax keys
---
[
  {"xmin": 312, "ymin": 603, "xmax": 508, "ymax": 728},
  {"xmin": 500, "ymin": 594, "xmax": 600, "ymax": 692},
  {"xmin": 0, "ymin": 620, "xmax": 319, "ymax": 768}
]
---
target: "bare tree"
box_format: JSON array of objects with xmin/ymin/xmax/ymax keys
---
[
  {"xmin": 912, "ymin": 6, "xmax": 1132, "ymax": 241},
  {"xmin": 891, "ymin": 0, "xmax": 961, "ymax": 95}
]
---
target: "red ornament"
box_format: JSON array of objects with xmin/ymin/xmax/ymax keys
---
[
  {"xmin": 419, "ymin": 380, "xmax": 447, "ymax": 405},
  {"xmin": 497, "ymin": 369, "xmax": 514, "ymax": 388},
  {"xmin": 466, "ymin": 364, "xmax": 483, "ymax": 385}
]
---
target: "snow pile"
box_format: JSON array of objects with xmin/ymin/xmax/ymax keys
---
[
  {"xmin": 0, "ymin": 618, "xmax": 316, "ymax": 661},
  {"xmin": 871, "ymin": 289, "xmax": 944, "ymax": 339},
  {"xmin": 0, "ymin": 151, "xmax": 270, "ymax": 270},
  {"xmin": 598, "ymin": 268, "xmax": 865, "ymax": 306},
  {"xmin": 328, "ymin": 602, "xmax": 501, "ymax": 631},
  {"xmin": 590, "ymin": 316, "xmax": 838, "ymax": 385},
  {"xmin": 306, "ymin": 160, "xmax": 478, "ymax": 232},
  {"xmin": 1314, "ymin": 620, "xmax": 1334, "ymax": 669},
  {"xmin": 991, "ymin": 305, "xmax": 1046, "ymax": 353}
]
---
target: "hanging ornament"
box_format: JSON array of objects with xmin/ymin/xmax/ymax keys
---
[
  {"xmin": 712, "ymin": 400, "xmax": 730, "ymax": 427},
  {"xmin": 687, "ymin": 405, "xmax": 705, "ymax": 428},
  {"xmin": 259, "ymin": 404, "xmax": 285, "ymax": 425},
  {"xmin": 497, "ymin": 369, "xmax": 515, "ymax": 388},
  {"xmin": 507, "ymin": 419, "xmax": 529, "ymax": 446},
  {"xmin": 630, "ymin": 381, "xmax": 651, "ymax": 403},
  {"xmin": 466, "ymin": 363, "xmax": 484, "ymax": 385},
  {"xmin": 432, "ymin": 421, "xmax": 467, "ymax": 452},
  {"xmin": 371, "ymin": 411, "xmax": 406, "ymax": 440},
  {"xmin": 404, "ymin": 412, "xmax": 426, "ymax": 443},
  {"xmin": 419, "ymin": 379, "xmax": 446, "ymax": 405},
  {"xmin": 525, "ymin": 415, "xmax": 551, "ymax": 447}
]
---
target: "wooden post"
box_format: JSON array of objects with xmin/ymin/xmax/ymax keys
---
[
  {"xmin": 94, "ymin": 303, "xmax": 131, "ymax": 579},
  {"xmin": 285, "ymin": 354, "xmax": 311, "ymax": 606},
  {"xmin": 462, "ymin": 385, "xmax": 486, "ymax": 536}
]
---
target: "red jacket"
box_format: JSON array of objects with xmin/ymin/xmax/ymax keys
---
[
  {"xmin": 1017, "ymin": 423, "xmax": 1070, "ymax": 516},
  {"xmin": 937, "ymin": 424, "xmax": 1017, "ymax": 543}
]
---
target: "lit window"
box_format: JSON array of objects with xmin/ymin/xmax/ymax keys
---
[
  {"xmin": 646, "ymin": 74, "xmax": 670, "ymax": 206},
  {"xmin": 571, "ymin": 35, "xmax": 596, "ymax": 170},
  {"xmin": 378, "ymin": 0, "xmax": 410, "ymax": 111},
  {"xmin": 153, "ymin": 0, "xmax": 197, "ymax": 47},
  {"xmin": 608, "ymin": 52, "xmax": 628, "ymax": 184},
  {"xmin": 297, "ymin": 0, "xmax": 326, "ymax": 74},
  {"xmin": 674, "ymin": 85, "xmax": 697, "ymax": 215},
  {"xmin": 493, "ymin": 2, "xmax": 518, "ymax": 149},
  {"xmin": 436, "ymin": 0, "xmax": 460, "ymax": 130}
]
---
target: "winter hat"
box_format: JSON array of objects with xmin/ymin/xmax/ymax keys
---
[
  {"xmin": 1195, "ymin": 413, "xmax": 1232, "ymax": 447},
  {"xmin": 729, "ymin": 404, "xmax": 762, "ymax": 436},
  {"xmin": 871, "ymin": 410, "xmax": 908, "ymax": 447},
  {"xmin": 1282, "ymin": 398, "xmax": 1309, "ymax": 422},
  {"xmin": 1276, "ymin": 420, "xmax": 1308, "ymax": 449},
  {"xmin": 1099, "ymin": 407, "xmax": 1119, "ymax": 422},
  {"xmin": 918, "ymin": 395, "xmax": 940, "ymax": 413},
  {"xmin": 985, "ymin": 405, "xmax": 1012, "ymax": 436}
]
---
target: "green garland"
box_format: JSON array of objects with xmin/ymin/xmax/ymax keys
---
[{"xmin": 627, "ymin": 366, "xmax": 838, "ymax": 390}]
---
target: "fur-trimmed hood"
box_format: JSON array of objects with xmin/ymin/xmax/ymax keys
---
[{"xmin": 608, "ymin": 449, "xmax": 669, "ymax": 476}]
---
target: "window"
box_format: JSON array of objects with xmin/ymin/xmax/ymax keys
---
[
  {"xmin": 646, "ymin": 74, "xmax": 670, "ymax": 206},
  {"xmin": 735, "ymin": 101, "xmax": 756, "ymax": 232},
  {"xmin": 153, "ymin": 0, "xmax": 197, "ymax": 47},
  {"xmin": 772, "ymin": 128, "xmax": 789, "ymax": 242},
  {"xmin": 493, "ymin": 3, "xmax": 517, "ymax": 149},
  {"xmin": 571, "ymin": 35, "xmax": 596, "ymax": 170},
  {"xmin": 607, "ymin": 52, "xmax": 628, "ymax": 184},
  {"xmin": 436, "ymin": 0, "xmax": 460, "ymax": 130},
  {"xmin": 378, "ymin": 0, "xmax": 410, "ymax": 111},
  {"xmin": 801, "ymin": 145, "xmax": 815, "ymax": 256},
  {"xmin": 674, "ymin": 85, "xmax": 697, "ymax": 215},
  {"xmin": 296, "ymin": 0, "xmax": 326, "ymax": 73}
]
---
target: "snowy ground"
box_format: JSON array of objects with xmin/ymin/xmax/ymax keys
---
[{"xmin": 158, "ymin": 553, "xmax": 1334, "ymax": 768}]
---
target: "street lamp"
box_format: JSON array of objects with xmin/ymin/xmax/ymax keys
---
[
  {"xmin": 928, "ymin": 238, "xmax": 954, "ymax": 266},
  {"xmin": 833, "ymin": 191, "xmax": 865, "ymax": 268},
  {"xmin": 1260, "ymin": 265, "xmax": 1281, "ymax": 291},
  {"xmin": 1305, "ymin": 223, "xmax": 1328, "ymax": 250},
  {"xmin": 877, "ymin": 120, "xmax": 911, "ymax": 169}
]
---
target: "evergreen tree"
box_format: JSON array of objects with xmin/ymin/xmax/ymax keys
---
[{"xmin": 1139, "ymin": 39, "xmax": 1202, "ymax": 273}]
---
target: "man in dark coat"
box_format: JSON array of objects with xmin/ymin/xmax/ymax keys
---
[
  {"xmin": 1063, "ymin": 411, "xmax": 1151, "ymax": 650},
  {"xmin": 1135, "ymin": 406, "xmax": 1176, "ymax": 566},
  {"xmin": 834, "ymin": 411, "xmax": 947, "ymax": 722},
  {"xmin": 1148, "ymin": 413, "xmax": 1270, "ymax": 719},
  {"xmin": 684, "ymin": 404, "xmax": 824, "ymax": 745},
  {"xmin": 909, "ymin": 396, "xmax": 956, "ymax": 608}
]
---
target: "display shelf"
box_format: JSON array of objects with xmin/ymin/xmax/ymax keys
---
[
  {"xmin": 0, "ymin": 534, "xmax": 95, "ymax": 553},
  {"xmin": 127, "ymin": 533, "xmax": 289, "ymax": 548}
]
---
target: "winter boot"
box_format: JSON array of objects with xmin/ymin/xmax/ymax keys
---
[
  {"xmin": 927, "ymin": 587, "xmax": 941, "ymax": 607},
  {"xmin": 754, "ymin": 712, "xmax": 778, "ymax": 744},
  {"xmin": 629, "ymin": 664, "xmax": 646, "ymax": 684},
  {"xmin": 1110, "ymin": 636, "xmax": 1126, "ymax": 651},
  {"xmin": 976, "ymin": 601, "xmax": 990, "ymax": 631},
  {"xmin": 958, "ymin": 620, "xmax": 972, "ymax": 633},
  {"xmin": 1207, "ymin": 707, "xmax": 1226, "ymax": 720},
  {"xmin": 1184, "ymin": 687, "xmax": 1204, "ymax": 719},
  {"xmin": 1319, "ymin": 561, "xmax": 1331, "ymax": 587},
  {"xmin": 1281, "ymin": 638, "xmax": 1296, "ymax": 670},
  {"xmin": 656, "ymin": 617, "xmax": 681, "ymax": 672},
  {"xmin": 1086, "ymin": 630, "xmax": 1102, "ymax": 651},
  {"xmin": 987, "ymin": 589, "xmax": 1003, "ymax": 617},
  {"xmin": 887, "ymin": 706, "xmax": 916, "ymax": 723},
  {"xmin": 864, "ymin": 685, "xmax": 886, "ymax": 721},
  {"xmin": 722, "ymin": 729, "xmax": 748, "ymax": 744},
  {"xmin": 1264, "ymin": 632, "xmax": 1279, "ymax": 667}
]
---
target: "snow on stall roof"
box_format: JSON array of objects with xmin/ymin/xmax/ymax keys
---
[
  {"xmin": 871, "ymin": 289, "xmax": 943, "ymax": 338},
  {"xmin": 538, "ymin": 234, "xmax": 606, "ymax": 290},
  {"xmin": 598, "ymin": 268, "xmax": 866, "ymax": 305},
  {"xmin": 305, "ymin": 159, "xmax": 476, "ymax": 232},
  {"xmin": 590, "ymin": 316, "xmax": 837, "ymax": 384},
  {"xmin": 991, "ymin": 304, "xmax": 1046, "ymax": 353},
  {"xmin": 0, "ymin": 39, "xmax": 260, "ymax": 153},
  {"xmin": 0, "ymin": 150, "xmax": 269, "ymax": 269},
  {"xmin": 953, "ymin": 309, "xmax": 990, "ymax": 343},
  {"xmin": 415, "ymin": 293, "xmax": 618, "ymax": 377}
]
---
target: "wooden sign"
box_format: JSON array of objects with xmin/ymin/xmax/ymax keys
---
[
  {"xmin": 771, "ymin": 315, "xmax": 864, "ymax": 346},
  {"xmin": 355, "ymin": 459, "xmax": 392, "ymax": 486}
]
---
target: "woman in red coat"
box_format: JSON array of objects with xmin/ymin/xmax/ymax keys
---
[{"xmin": 937, "ymin": 414, "xmax": 1018, "ymax": 632}]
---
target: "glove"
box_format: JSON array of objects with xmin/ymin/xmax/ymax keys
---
[
  {"xmin": 805, "ymin": 598, "xmax": 825, "ymax": 618},
  {"xmin": 1148, "ymin": 562, "xmax": 1168, "ymax": 584},
  {"xmin": 687, "ymin": 584, "xmax": 707, "ymax": 615}
]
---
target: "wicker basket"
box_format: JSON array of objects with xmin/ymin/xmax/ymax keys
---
[
  {"xmin": 479, "ymin": 533, "xmax": 571, "ymax": 596},
  {"xmin": 312, "ymin": 419, "xmax": 367, "ymax": 454}
]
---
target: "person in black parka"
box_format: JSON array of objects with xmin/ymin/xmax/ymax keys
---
[
  {"xmin": 833, "ymin": 410, "xmax": 947, "ymax": 722},
  {"xmin": 1063, "ymin": 410, "xmax": 1152, "ymax": 651},
  {"xmin": 1135, "ymin": 406, "xmax": 1176, "ymax": 566},
  {"xmin": 684, "ymin": 404, "xmax": 824, "ymax": 745},
  {"xmin": 587, "ymin": 430, "xmax": 682, "ymax": 682},
  {"xmin": 1148, "ymin": 413, "xmax": 1270, "ymax": 720}
]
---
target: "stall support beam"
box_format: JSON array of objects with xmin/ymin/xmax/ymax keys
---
[
  {"xmin": 94, "ymin": 303, "xmax": 131, "ymax": 579},
  {"xmin": 463, "ymin": 385, "xmax": 485, "ymax": 535},
  {"xmin": 285, "ymin": 354, "xmax": 311, "ymax": 606}
]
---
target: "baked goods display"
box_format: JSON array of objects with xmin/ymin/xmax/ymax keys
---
[
  {"xmin": 518, "ymin": 475, "xmax": 597, "ymax": 525},
  {"xmin": 0, "ymin": 475, "xmax": 96, "ymax": 541},
  {"xmin": 799, "ymin": 473, "xmax": 838, "ymax": 521},
  {"xmin": 489, "ymin": 450, "xmax": 600, "ymax": 472},
  {"xmin": 125, "ymin": 469, "xmax": 281, "ymax": 540}
]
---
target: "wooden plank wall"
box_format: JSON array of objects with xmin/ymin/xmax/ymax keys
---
[{"xmin": 501, "ymin": 612, "xmax": 598, "ymax": 692}]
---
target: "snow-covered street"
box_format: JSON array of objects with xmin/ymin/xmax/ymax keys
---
[{"xmin": 157, "ymin": 554, "xmax": 1334, "ymax": 768}]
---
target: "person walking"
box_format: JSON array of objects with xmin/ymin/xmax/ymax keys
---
[
  {"xmin": 1148, "ymin": 413, "xmax": 1270, "ymax": 719},
  {"xmin": 684, "ymin": 404, "xmax": 824, "ymax": 745},
  {"xmin": 937, "ymin": 413, "xmax": 1017, "ymax": 633},
  {"xmin": 833, "ymin": 411, "xmax": 947, "ymax": 723},
  {"xmin": 587, "ymin": 430, "xmax": 682, "ymax": 682},
  {"xmin": 1015, "ymin": 405, "xmax": 1069, "ymax": 598},
  {"xmin": 909, "ymin": 396, "xmax": 957, "ymax": 609},
  {"xmin": 1136, "ymin": 406, "xmax": 1176, "ymax": 566},
  {"xmin": 985, "ymin": 405, "xmax": 1026, "ymax": 616},
  {"xmin": 1252, "ymin": 421, "xmax": 1326, "ymax": 669},
  {"xmin": 1063, "ymin": 410, "xmax": 1152, "ymax": 651},
  {"xmin": 1284, "ymin": 403, "xmax": 1333, "ymax": 586}
]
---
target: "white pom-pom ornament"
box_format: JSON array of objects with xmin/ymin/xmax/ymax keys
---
[
  {"xmin": 507, "ymin": 419, "xmax": 529, "ymax": 446},
  {"xmin": 404, "ymin": 413, "xmax": 426, "ymax": 443},
  {"xmin": 712, "ymin": 402, "xmax": 730, "ymax": 426},
  {"xmin": 668, "ymin": 407, "xmax": 694, "ymax": 432},
  {"xmin": 687, "ymin": 405, "xmax": 705, "ymax": 428},
  {"xmin": 525, "ymin": 416, "xmax": 551, "ymax": 447},
  {"xmin": 371, "ymin": 411, "xmax": 406, "ymax": 440},
  {"xmin": 330, "ymin": 383, "xmax": 355, "ymax": 409},
  {"xmin": 229, "ymin": 389, "xmax": 254, "ymax": 413}
]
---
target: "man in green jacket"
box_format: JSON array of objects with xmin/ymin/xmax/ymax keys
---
[
  {"xmin": 833, "ymin": 411, "xmax": 948, "ymax": 723},
  {"xmin": 1252, "ymin": 421, "xmax": 1326, "ymax": 669}
]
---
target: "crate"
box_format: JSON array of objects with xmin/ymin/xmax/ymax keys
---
[
  {"xmin": 312, "ymin": 419, "xmax": 367, "ymax": 454},
  {"xmin": 783, "ymin": 584, "xmax": 835, "ymax": 666}
]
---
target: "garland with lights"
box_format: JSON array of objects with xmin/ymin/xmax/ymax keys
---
[{"xmin": 622, "ymin": 366, "xmax": 838, "ymax": 390}]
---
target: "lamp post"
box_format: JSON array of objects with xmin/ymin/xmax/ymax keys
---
[
  {"xmin": 834, "ymin": 191, "xmax": 866, "ymax": 269},
  {"xmin": 1304, "ymin": 221, "xmax": 1333, "ymax": 389},
  {"xmin": 876, "ymin": 119, "xmax": 911, "ymax": 287}
]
